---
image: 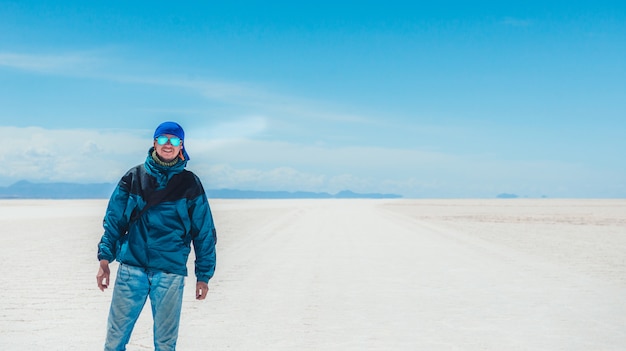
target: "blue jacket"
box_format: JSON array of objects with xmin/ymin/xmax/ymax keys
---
[{"xmin": 97, "ymin": 148, "xmax": 217, "ymax": 283}]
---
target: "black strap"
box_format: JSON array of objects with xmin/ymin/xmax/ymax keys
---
[{"xmin": 130, "ymin": 172, "xmax": 186, "ymax": 223}]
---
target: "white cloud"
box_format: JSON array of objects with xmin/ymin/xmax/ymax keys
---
[
  {"xmin": 0, "ymin": 51, "xmax": 103, "ymax": 75},
  {"xmin": 192, "ymin": 139, "xmax": 455, "ymax": 175},
  {"xmin": 188, "ymin": 116, "xmax": 268, "ymax": 142},
  {"xmin": 199, "ymin": 164, "xmax": 328, "ymax": 192},
  {"xmin": 1, "ymin": 126, "xmax": 148, "ymax": 183},
  {"xmin": 501, "ymin": 17, "xmax": 534, "ymax": 27},
  {"xmin": 0, "ymin": 50, "xmax": 379, "ymax": 132},
  {"xmin": 0, "ymin": 125, "xmax": 429, "ymax": 194},
  {"xmin": 1, "ymin": 126, "xmax": 620, "ymax": 198},
  {"xmin": 187, "ymin": 139, "xmax": 461, "ymax": 195},
  {"xmin": 105, "ymin": 72, "xmax": 378, "ymax": 129}
]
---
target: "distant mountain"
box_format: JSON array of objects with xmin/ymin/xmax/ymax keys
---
[
  {"xmin": 496, "ymin": 193, "xmax": 520, "ymax": 199},
  {"xmin": 333, "ymin": 190, "xmax": 402, "ymax": 199},
  {"xmin": 206, "ymin": 188, "xmax": 402, "ymax": 199},
  {"xmin": 0, "ymin": 180, "xmax": 402, "ymax": 199},
  {"xmin": 0, "ymin": 180, "xmax": 116, "ymax": 199}
]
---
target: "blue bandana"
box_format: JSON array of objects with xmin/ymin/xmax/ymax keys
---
[{"xmin": 153, "ymin": 121, "xmax": 190, "ymax": 160}]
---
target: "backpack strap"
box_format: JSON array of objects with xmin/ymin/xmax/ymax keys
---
[{"xmin": 130, "ymin": 172, "xmax": 186, "ymax": 223}]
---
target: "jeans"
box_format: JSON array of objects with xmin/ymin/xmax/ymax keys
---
[{"xmin": 104, "ymin": 264, "xmax": 185, "ymax": 351}]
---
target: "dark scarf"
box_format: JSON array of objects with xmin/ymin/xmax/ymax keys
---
[{"xmin": 151, "ymin": 149, "xmax": 180, "ymax": 167}]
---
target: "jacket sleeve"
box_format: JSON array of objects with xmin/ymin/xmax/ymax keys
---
[
  {"xmin": 97, "ymin": 174, "xmax": 133, "ymax": 262},
  {"xmin": 189, "ymin": 183, "xmax": 217, "ymax": 283}
]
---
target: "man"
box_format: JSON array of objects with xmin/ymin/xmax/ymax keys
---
[{"xmin": 96, "ymin": 121, "xmax": 217, "ymax": 351}]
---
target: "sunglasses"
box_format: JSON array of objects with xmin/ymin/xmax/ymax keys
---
[{"xmin": 155, "ymin": 135, "xmax": 182, "ymax": 147}]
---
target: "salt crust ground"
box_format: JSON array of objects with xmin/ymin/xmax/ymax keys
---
[{"xmin": 0, "ymin": 199, "xmax": 625, "ymax": 350}]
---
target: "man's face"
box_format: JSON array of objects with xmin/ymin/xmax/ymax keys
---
[{"xmin": 154, "ymin": 134, "xmax": 183, "ymax": 162}]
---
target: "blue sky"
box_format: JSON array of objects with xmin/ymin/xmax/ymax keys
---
[{"xmin": 1, "ymin": 1, "xmax": 624, "ymax": 198}]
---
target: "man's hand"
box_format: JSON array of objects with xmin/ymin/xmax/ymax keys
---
[
  {"xmin": 97, "ymin": 260, "xmax": 110, "ymax": 292},
  {"xmin": 196, "ymin": 281, "xmax": 209, "ymax": 300}
]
